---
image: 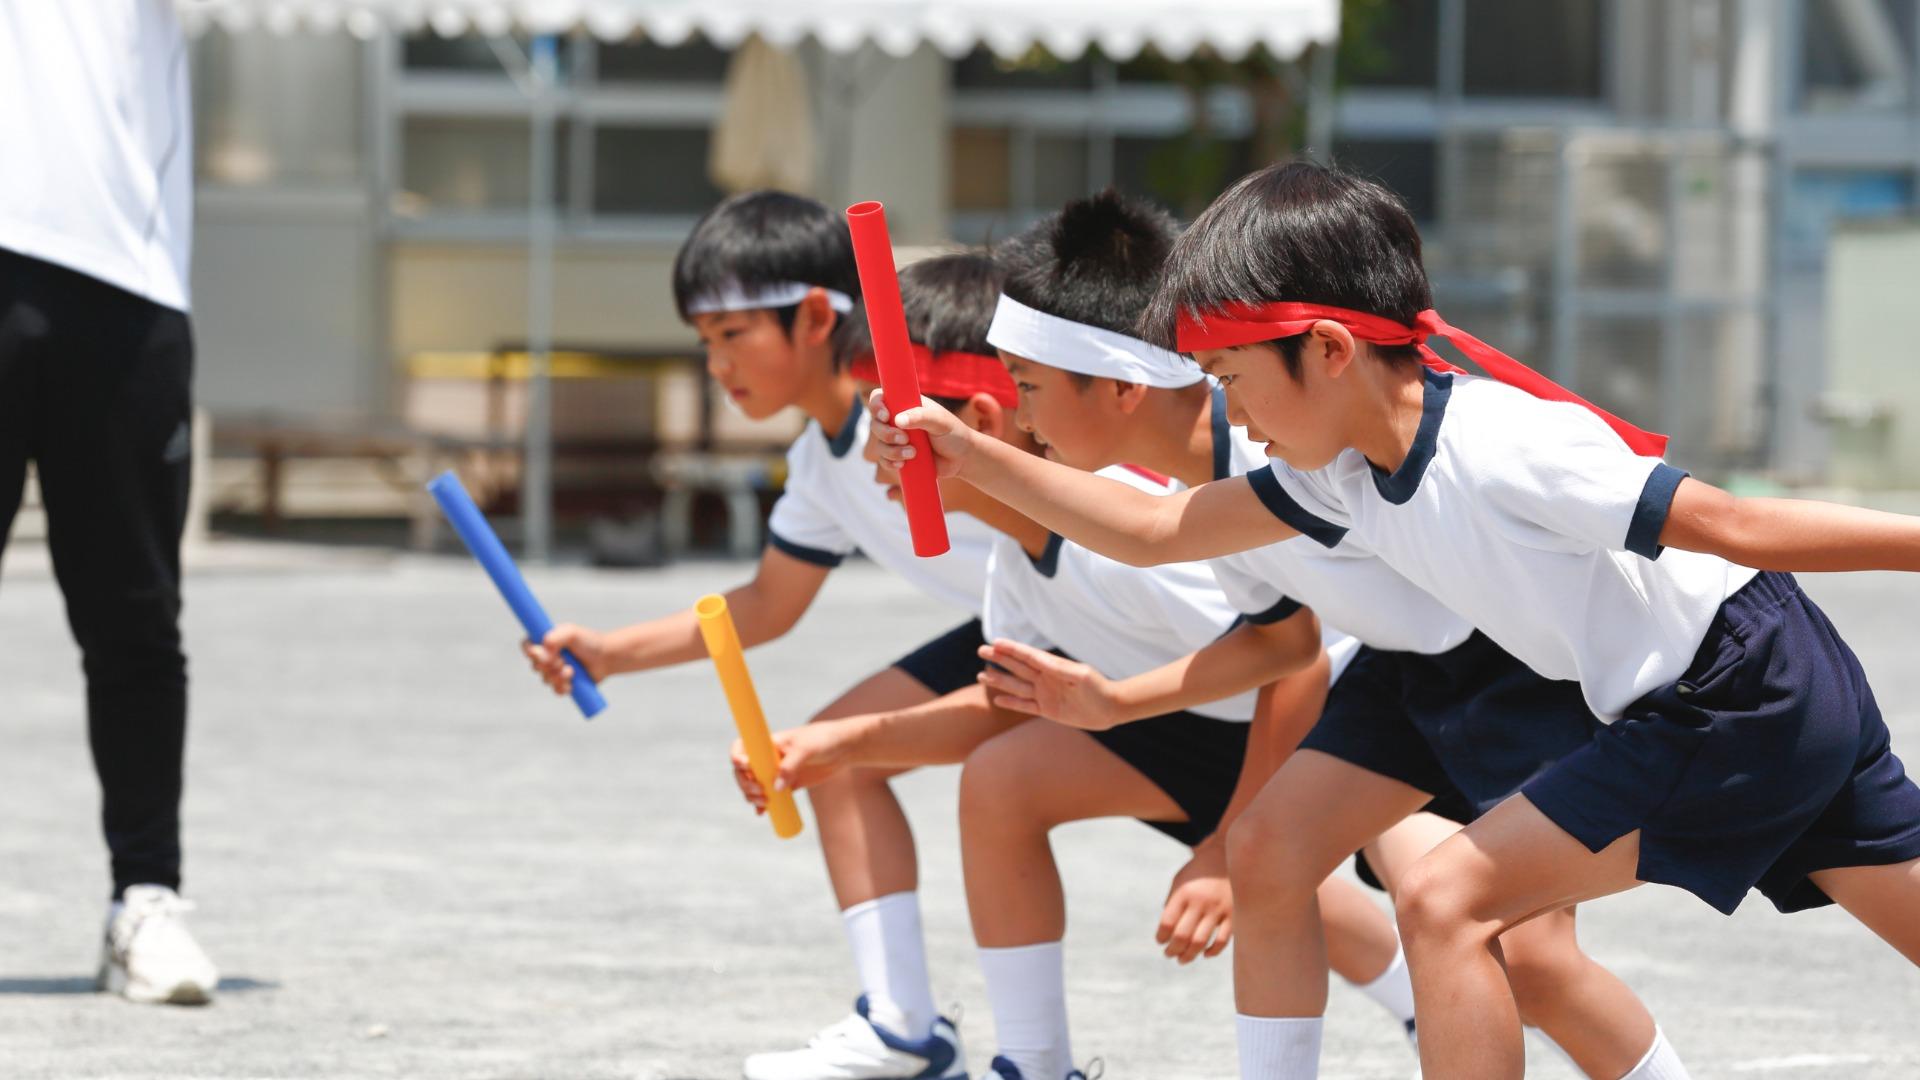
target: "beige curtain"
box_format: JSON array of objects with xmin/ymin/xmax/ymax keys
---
[{"xmin": 709, "ymin": 34, "xmax": 817, "ymax": 195}]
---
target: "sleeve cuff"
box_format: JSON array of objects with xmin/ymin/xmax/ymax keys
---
[
  {"xmin": 1625, "ymin": 462, "xmax": 1689, "ymax": 560},
  {"xmin": 1244, "ymin": 596, "xmax": 1305, "ymax": 626},
  {"xmin": 767, "ymin": 530, "xmax": 846, "ymax": 568},
  {"xmin": 1246, "ymin": 466, "xmax": 1348, "ymax": 549}
]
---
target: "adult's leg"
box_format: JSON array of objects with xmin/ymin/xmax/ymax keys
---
[
  {"xmin": 32, "ymin": 271, "xmax": 193, "ymax": 897},
  {"xmin": 0, "ymin": 253, "xmax": 36, "ymax": 555},
  {"xmin": 1394, "ymin": 795, "xmax": 1644, "ymax": 1080},
  {"xmin": 1809, "ymin": 858, "xmax": 1920, "ymax": 965},
  {"xmin": 1226, "ymin": 750, "xmax": 1434, "ymax": 1018}
]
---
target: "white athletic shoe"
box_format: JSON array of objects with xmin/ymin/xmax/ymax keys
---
[
  {"xmin": 98, "ymin": 885, "xmax": 219, "ymax": 1005},
  {"xmin": 743, "ymin": 996, "xmax": 967, "ymax": 1080}
]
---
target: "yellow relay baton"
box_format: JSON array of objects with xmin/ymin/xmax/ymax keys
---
[{"xmin": 695, "ymin": 594, "xmax": 804, "ymax": 839}]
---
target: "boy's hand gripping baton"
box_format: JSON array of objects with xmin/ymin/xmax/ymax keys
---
[
  {"xmin": 426, "ymin": 471, "xmax": 607, "ymax": 718},
  {"xmin": 846, "ymin": 200, "xmax": 951, "ymax": 558},
  {"xmin": 695, "ymin": 594, "xmax": 804, "ymax": 839}
]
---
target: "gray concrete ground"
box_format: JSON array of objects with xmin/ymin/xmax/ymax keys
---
[{"xmin": 1, "ymin": 543, "xmax": 1916, "ymax": 1079}]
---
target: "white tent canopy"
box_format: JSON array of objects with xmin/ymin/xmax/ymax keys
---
[{"xmin": 180, "ymin": 0, "xmax": 1339, "ymax": 62}]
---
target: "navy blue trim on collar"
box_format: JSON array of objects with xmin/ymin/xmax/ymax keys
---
[
  {"xmin": 1027, "ymin": 533, "xmax": 1064, "ymax": 577},
  {"xmin": 823, "ymin": 395, "xmax": 862, "ymax": 458},
  {"xmin": 767, "ymin": 530, "xmax": 846, "ymax": 568},
  {"xmin": 1368, "ymin": 367, "xmax": 1452, "ymax": 505},
  {"xmin": 1210, "ymin": 384, "xmax": 1232, "ymax": 482},
  {"xmin": 1245, "ymin": 466, "xmax": 1348, "ymax": 549},
  {"xmin": 1625, "ymin": 463, "xmax": 1689, "ymax": 560},
  {"xmin": 1244, "ymin": 596, "xmax": 1304, "ymax": 626}
]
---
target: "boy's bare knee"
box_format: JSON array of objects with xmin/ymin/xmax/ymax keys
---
[
  {"xmin": 1227, "ymin": 808, "xmax": 1324, "ymax": 899},
  {"xmin": 1393, "ymin": 854, "xmax": 1481, "ymax": 945},
  {"xmin": 959, "ymin": 735, "xmax": 1038, "ymax": 821}
]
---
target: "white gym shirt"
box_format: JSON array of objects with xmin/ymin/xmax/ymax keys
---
[
  {"xmin": 1251, "ymin": 370, "xmax": 1758, "ymax": 720},
  {"xmin": 982, "ymin": 466, "xmax": 1258, "ymax": 723},
  {"xmin": 0, "ymin": 1, "xmax": 195, "ymax": 311},
  {"xmin": 767, "ymin": 397, "xmax": 998, "ymax": 617}
]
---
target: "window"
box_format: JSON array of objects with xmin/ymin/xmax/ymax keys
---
[
  {"xmin": 193, "ymin": 30, "xmax": 364, "ymax": 187},
  {"xmin": 953, "ymin": 48, "xmax": 1098, "ymax": 90},
  {"xmin": 1784, "ymin": 170, "xmax": 1918, "ymax": 268},
  {"xmin": 393, "ymin": 33, "xmax": 729, "ymax": 229},
  {"xmin": 591, "ymin": 126, "xmax": 724, "ymax": 216},
  {"xmin": 1331, "ymin": 137, "xmax": 1438, "ymax": 223},
  {"xmin": 1799, "ymin": 0, "xmax": 1917, "ymax": 113},
  {"xmin": 948, "ymin": 47, "xmax": 1270, "ymax": 235},
  {"xmin": 1342, "ymin": 0, "xmax": 1440, "ymax": 90},
  {"xmin": 398, "ymin": 117, "xmax": 570, "ymax": 214},
  {"xmin": 1461, "ymin": 0, "xmax": 1603, "ymax": 99}
]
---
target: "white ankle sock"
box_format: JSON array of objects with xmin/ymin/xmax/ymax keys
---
[
  {"xmin": 1354, "ymin": 945, "xmax": 1416, "ymax": 1026},
  {"xmin": 842, "ymin": 892, "xmax": 938, "ymax": 1040},
  {"xmin": 1235, "ymin": 1015, "xmax": 1322, "ymax": 1080},
  {"xmin": 979, "ymin": 941, "xmax": 1071, "ymax": 1080},
  {"xmin": 1622, "ymin": 1028, "xmax": 1690, "ymax": 1080}
]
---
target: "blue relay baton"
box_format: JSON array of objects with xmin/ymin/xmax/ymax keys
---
[{"xmin": 427, "ymin": 471, "xmax": 608, "ymax": 719}]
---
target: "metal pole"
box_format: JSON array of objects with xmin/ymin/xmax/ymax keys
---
[{"xmin": 524, "ymin": 34, "xmax": 558, "ymax": 563}]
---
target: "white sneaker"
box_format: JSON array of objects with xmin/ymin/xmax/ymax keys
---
[
  {"xmin": 743, "ymin": 996, "xmax": 967, "ymax": 1080},
  {"xmin": 98, "ymin": 885, "xmax": 219, "ymax": 1005}
]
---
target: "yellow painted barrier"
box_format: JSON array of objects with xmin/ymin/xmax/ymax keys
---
[{"xmin": 695, "ymin": 594, "xmax": 804, "ymax": 839}]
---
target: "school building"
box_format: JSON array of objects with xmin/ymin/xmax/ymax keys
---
[{"xmin": 176, "ymin": 0, "xmax": 1920, "ymax": 537}]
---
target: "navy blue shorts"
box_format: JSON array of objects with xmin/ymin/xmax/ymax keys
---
[
  {"xmin": 891, "ymin": 619, "xmax": 986, "ymax": 696},
  {"xmin": 1301, "ymin": 632, "xmax": 1603, "ymax": 819},
  {"xmin": 1088, "ymin": 711, "xmax": 1250, "ymax": 847},
  {"xmin": 1524, "ymin": 572, "xmax": 1920, "ymax": 915}
]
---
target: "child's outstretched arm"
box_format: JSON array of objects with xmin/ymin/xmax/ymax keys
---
[
  {"xmin": 977, "ymin": 612, "xmax": 1325, "ymax": 731},
  {"xmin": 524, "ymin": 546, "xmax": 831, "ymax": 694},
  {"xmin": 868, "ymin": 389, "xmax": 1299, "ymax": 566},
  {"xmin": 730, "ymin": 684, "xmax": 1024, "ymax": 810},
  {"xmin": 1662, "ymin": 479, "xmax": 1920, "ymax": 572}
]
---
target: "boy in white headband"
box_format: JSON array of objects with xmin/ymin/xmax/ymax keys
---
[
  {"xmin": 960, "ymin": 191, "xmax": 1690, "ymax": 1080},
  {"xmin": 524, "ymin": 195, "xmax": 1004, "ymax": 1080}
]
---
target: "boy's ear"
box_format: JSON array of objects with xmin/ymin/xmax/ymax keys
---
[
  {"xmin": 793, "ymin": 288, "xmax": 839, "ymax": 348},
  {"xmin": 955, "ymin": 393, "xmax": 1008, "ymax": 439},
  {"xmin": 1308, "ymin": 320, "xmax": 1357, "ymax": 379},
  {"xmin": 1112, "ymin": 379, "xmax": 1149, "ymax": 415}
]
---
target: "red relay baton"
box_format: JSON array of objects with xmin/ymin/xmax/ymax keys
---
[{"xmin": 846, "ymin": 201, "xmax": 951, "ymax": 558}]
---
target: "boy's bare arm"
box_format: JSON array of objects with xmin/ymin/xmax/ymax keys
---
[
  {"xmin": 870, "ymin": 390, "xmax": 1299, "ymax": 566},
  {"xmin": 980, "ymin": 613, "xmax": 1324, "ymax": 730},
  {"xmin": 1661, "ymin": 479, "xmax": 1920, "ymax": 572},
  {"xmin": 525, "ymin": 546, "xmax": 829, "ymax": 691}
]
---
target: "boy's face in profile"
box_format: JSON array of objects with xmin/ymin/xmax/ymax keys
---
[
  {"xmin": 999, "ymin": 352, "xmax": 1126, "ymax": 473},
  {"xmin": 1195, "ymin": 342, "xmax": 1348, "ymax": 470},
  {"xmin": 690, "ymin": 308, "xmax": 815, "ymax": 421}
]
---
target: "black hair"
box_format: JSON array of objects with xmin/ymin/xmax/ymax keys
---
[
  {"xmin": 1139, "ymin": 161, "xmax": 1432, "ymax": 378},
  {"xmin": 672, "ymin": 190, "xmax": 866, "ymax": 367},
  {"xmin": 997, "ymin": 189, "xmax": 1179, "ymax": 338},
  {"xmin": 994, "ymin": 189, "xmax": 1180, "ymax": 388},
  {"xmin": 899, "ymin": 250, "xmax": 1001, "ymax": 357}
]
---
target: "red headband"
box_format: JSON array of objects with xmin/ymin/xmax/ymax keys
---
[
  {"xmin": 853, "ymin": 344, "xmax": 1018, "ymax": 409},
  {"xmin": 1176, "ymin": 302, "xmax": 1666, "ymax": 458}
]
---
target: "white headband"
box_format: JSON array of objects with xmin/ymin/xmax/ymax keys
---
[
  {"xmin": 685, "ymin": 279, "xmax": 855, "ymax": 316},
  {"xmin": 986, "ymin": 294, "xmax": 1203, "ymax": 389}
]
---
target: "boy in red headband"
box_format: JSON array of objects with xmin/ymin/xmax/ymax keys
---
[
  {"xmin": 869, "ymin": 162, "xmax": 1920, "ymax": 1079},
  {"xmin": 739, "ymin": 247, "xmax": 1417, "ymax": 1080},
  {"xmin": 973, "ymin": 192, "xmax": 1683, "ymax": 1080}
]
